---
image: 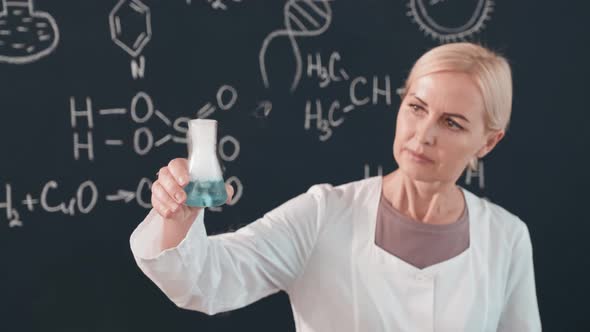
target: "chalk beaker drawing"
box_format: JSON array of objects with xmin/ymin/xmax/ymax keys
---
[
  {"xmin": 0, "ymin": 0, "xmax": 60, "ymax": 64},
  {"xmin": 183, "ymin": 119, "xmax": 227, "ymax": 207}
]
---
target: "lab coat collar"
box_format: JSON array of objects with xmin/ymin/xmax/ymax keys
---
[{"xmin": 362, "ymin": 175, "xmax": 482, "ymax": 277}]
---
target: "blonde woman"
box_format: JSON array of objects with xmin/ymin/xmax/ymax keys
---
[{"xmin": 130, "ymin": 42, "xmax": 542, "ymax": 331}]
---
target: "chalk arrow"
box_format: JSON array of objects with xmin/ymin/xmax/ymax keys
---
[{"xmin": 106, "ymin": 190, "xmax": 135, "ymax": 203}]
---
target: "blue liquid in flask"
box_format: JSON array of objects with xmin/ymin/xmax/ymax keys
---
[{"xmin": 183, "ymin": 179, "xmax": 227, "ymax": 207}]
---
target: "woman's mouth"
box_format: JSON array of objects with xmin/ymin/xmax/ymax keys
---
[{"xmin": 405, "ymin": 149, "xmax": 434, "ymax": 163}]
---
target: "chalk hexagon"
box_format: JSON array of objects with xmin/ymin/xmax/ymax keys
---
[{"xmin": 109, "ymin": 0, "xmax": 151, "ymax": 57}]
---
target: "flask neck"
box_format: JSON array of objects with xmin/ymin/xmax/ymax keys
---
[{"xmin": 188, "ymin": 119, "xmax": 218, "ymax": 155}]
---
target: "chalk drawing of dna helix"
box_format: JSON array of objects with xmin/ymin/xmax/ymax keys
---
[{"xmin": 259, "ymin": 0, "xmax": 332, "ymax": 92}]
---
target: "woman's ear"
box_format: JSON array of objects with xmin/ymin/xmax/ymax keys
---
[{"xmin": 477, "ymin": 130, "xmax": 505, "ymax": 158}]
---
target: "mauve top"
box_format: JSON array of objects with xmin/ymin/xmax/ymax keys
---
[{"xmin": 375, "ymin": 190, "xmax": 470, "ymax": 270}]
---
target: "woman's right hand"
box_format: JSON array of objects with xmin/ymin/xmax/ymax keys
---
[{"xmin": 151, "ymin": 158, "xmax": 234, "ymax": 223}]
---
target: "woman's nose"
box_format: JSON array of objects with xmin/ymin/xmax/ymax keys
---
[{"xmin": 415, "ymin": 119, "xmax": 437, "ymax": 146}]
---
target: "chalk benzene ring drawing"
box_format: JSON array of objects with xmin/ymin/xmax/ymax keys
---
[{"xmin": 109, "ymin": 0, "xmax": 152, "ymax": 58}]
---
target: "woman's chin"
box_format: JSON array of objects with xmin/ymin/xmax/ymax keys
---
[{"xmin": 399, "ymin": 163, "xmax": 438, "ymax": 182}]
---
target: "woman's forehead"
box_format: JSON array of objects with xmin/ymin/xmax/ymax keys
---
[{"xmin": 408, "ymin": 73, "xmax": 485, "ymax": 115}]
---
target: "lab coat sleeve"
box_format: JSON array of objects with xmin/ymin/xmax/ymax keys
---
[
  {"xmin": 129, "ymin": 183, "xmax": 329, "ymax": 315},
  {"xmin": 497, "ymin": 220, "xmax": 542, "ymax": 331}
]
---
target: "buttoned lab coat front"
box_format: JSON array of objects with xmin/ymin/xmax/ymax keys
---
[{"xmin": 130, "ymin": 176, "xmax": 542, "ymax": 331}]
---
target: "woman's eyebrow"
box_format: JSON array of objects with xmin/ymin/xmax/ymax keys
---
[
  {"xmin": 409, "ymin": 93, "xmax": 428, "ymax": 106},
  {"xmin": 446, "ymin": 113, "xmax": 470, "ymax": 123},
  {"xmin": 409, "ymin": 93, "xmax": 470, "ymax": 123}
]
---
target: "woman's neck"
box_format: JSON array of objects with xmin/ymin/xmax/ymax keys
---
[{"xmin": 382, "ymin": 170, "xmax": 465, "ymax": 225}]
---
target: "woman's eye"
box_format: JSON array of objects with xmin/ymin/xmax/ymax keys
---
[
  {"xmin": 409, "ymin": 104, "xmax": 423, "ymax": 113},
  {"xmin": 446, "ymin": 118, "xmax": 463, "ymax": 130}
]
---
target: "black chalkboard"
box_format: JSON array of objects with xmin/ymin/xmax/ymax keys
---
[{"xmin": 1, "ymin": 0, "xmax": 589, "ymax": 331}]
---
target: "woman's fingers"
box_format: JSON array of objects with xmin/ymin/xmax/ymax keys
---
[
  {"xmin": 152, "ymin": 180, "xmax": 180, "ymax": 211},
  {"xmin": 168, "ymin": 158, "xmax": 189, "ymax": 187},
  {"xmin": 157, "ymin": 166, "xmax": 186, "ymax": 205},
  {"xmin": 151, "ymin": 188, "xmax": 177, "ymax": 218}
]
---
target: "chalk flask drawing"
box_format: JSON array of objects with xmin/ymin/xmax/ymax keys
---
[
  {"xmin": 183, "ymin": 119, "xmax": 227, "ymax": 207},
  {"xmin": 0, "ymin": 0, "xmax": 60, "ymax": 64}
]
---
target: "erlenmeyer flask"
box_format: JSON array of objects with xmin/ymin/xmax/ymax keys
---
[{"xmin": 183, "ymin": 119, "xmax": 227, "ymax": 207}]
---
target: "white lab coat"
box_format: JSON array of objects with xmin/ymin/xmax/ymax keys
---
[{"xmin": 130, "ymin": 176, "xmax": 542, "ymax": 331}]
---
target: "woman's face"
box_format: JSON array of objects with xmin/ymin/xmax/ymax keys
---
[{"xmin": 393, "ymin": 71, "xmax": 503, "ymax": 183}]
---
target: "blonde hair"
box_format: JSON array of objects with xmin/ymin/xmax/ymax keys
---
[{"xmin": 401, "ymin": 42, "xmax": 513, "ymax": 132}]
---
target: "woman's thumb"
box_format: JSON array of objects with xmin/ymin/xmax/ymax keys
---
[{"xmin": 225, "ymin": 184, "xmax": 234, "ymax": 204}]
